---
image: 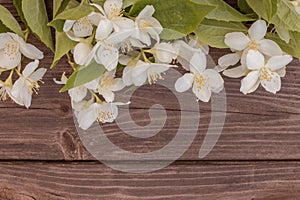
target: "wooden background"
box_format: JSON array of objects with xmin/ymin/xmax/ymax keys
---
[{"xmin": 1, "ymin": 0, "xmax": 300, "ymax": 199}]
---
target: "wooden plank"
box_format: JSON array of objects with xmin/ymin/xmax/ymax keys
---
[
  {"xmin": 0, "ymin": 0, "xmax": 300, "ymax": 161},
  {"xmin": 0, "ymin": 161, "xmax": 299, "ymax": 199}
]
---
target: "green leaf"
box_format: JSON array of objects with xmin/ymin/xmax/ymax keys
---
[
  {"xmin": 49, "ymin": 4, "xmax": 94, "ymax": 32},
  {"xmin": 53, "ymin": 0, "xmax": 71, "ymax": 16},
  {"xmin": 129, "ymin": 0, "xmax": 216, "ymax": 40},
  {"xmin": 51, "ymin": 32, "xmax": 77, "ymax": 69},
  {"xmin": 91, "ymin": 0, "xmax": 105, "ymax": 6},
  {"xmin": 123, "ymin": 0, "xmax": 139, "ymax": 8},
  {"xmin": 270, "ymin": 0, "xmax": 300, "ymax": 32},
  {"xmin": 13, "ymin": 0, "xmax": 27, "ymax": 25},
  {"xmin": 22, "ymin": 0, "xmax": 54, "ymax": 51},
  {"xmin": 0, "ymin": 21, "xmax": 11, "ymax": 33},
  {"xmin": 0, "ymin": 5, "xmax": 24, "ymax": 37},
  {"xmin": 238, "ymin": 0, "xmax": 254, "ymax": 14},
  {"xmin": 60, "ymin": 61, "xmax": 106, "ymax": 92},
  {"xmin": 192, "ymin": 0, "xmax": 252, "ymax": 22},
  {"xmin": 266, "ymin": 32, "xmax": 300, "ymax": 59},
  {"xmin": 246, "ymin": 0, "xmax": 278, "ymax": 21},
  {"xmin": 195, "ymin": 19, "xmax": 247, "ymax": 48}
]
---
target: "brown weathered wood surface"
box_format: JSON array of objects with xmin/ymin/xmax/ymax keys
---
[{"xmin": 0, "ymin": 0, "xmax": 300, "ymax": 199}]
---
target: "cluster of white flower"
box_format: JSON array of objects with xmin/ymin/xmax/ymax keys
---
[
  {"xmin": 216, "ymin": 20, "xmax": 293, "ymax": 94},
  {"xmin": 58, "ymin": 0, "xmax": 225, "ymax": 130},
  {"xmin": 0, "ymin": 32, "xmax": 46, "ymax": 108}
]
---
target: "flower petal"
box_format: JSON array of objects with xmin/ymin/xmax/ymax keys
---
[
  {"xmin": 19, "ymin": 43, "xmax": 44, "ymax": 60},
  {"xmin": 192, "ymin": 79, "xmax": 212, "ymax": 102},
  {"xmin": 258, "ymin": 39, "xmax": 283, "ymax": 56},
  {"xmin": 96, "ymin": 44, "xmax": 119, "ymax": 71},
  {"xmin": 63, "ymin": 20, "xmax": 76, "ymax": 32},
  {"xmin": 0, "ymin": 33, "xmax": 11, "ymax": 49},
  {"xmin": 175, "ymin": 73, "xmax": 194, "ymax": 93},
  {"xmin": 152, "ymin": 42, "xmax": 177, "ymax": 63},
  {"xmin": 137, "ymin": 5, "xmax": 155, "ymax": 19},
  {"xmin": 260, "ymin": 71, "xmax": 281, "ymax": 94},
  {"xmin": 100, "ymin": 90, "xmax": 115, "ymax": 102},
  {"xmin": 23, "ymin": 60, "xmax": 39, "ymax": 77},
  {"xmin": 266, "ymin": 55, "xmax": 293, "ymax": 71},
  {"xmin": 246, "ymin": 50, "xmax": 264, "ymax": 70},
  {"xmin": 204, "ymin": 69, "xmax": 224, "ymax": 92},
  {"xmin": 77, "ymin": 103, "xmax": 98, "ymax": 130},
  {"xmin": 190, "ymin": 52, "xmax": 207, "ymax": 74},
  {"xmin": 225, "ymin": 32, "xmax": 250, "ymax": 51},
  {"xmin": 74, "ymin": 43, "xmax": 92, "ymax": 65},
  {"xmin": 112, "ymin": 78, "xmax": 125, "ymax": 91},
  {"xmin": 95, "ymin": 19, "xmax": 113, "ymax": 40},
  {"xmin": 218, "ymin": 53, "xmax": 240, "ymax": 68},
  {"xmin": 223, "ymin": 65, "xmax": 248, "ymax": 78},
  {"xmin": 104, "ymin": 0, "xmax": 122, "ymax": 18},
  {"xmin": 30, "ymin": 68, "xmax": 47, "ymax": 81},
  {"xmin": 112, "ymin": 17, "xmax": 134, "ymax": 32},
  {"xmin": 240, "ymin": 70, "xmax": 260, "ymax": 94},
  {"xmin": 248, "ymin": 20, "xmax": 267, "ymax": 41},
  {"xmin": 72, "ymin": 17, "xmax": 93, "ymax": 38},
  {"xmin": 0, "ymin": 49, "xmax": 21, "ymax": 69}
]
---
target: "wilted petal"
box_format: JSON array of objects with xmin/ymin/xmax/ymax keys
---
[
  {"xmin": 175, "ymin": 73, "xmax": 194, "ymax": 93},
  {"xmin": 258, "ymin": 39, "xmax": 283, "ymax": 56},
  {"xmin": 248, "ymin": 20, "xmax": 267, "ymax": 41},
  {"xmin": 266, "ymin": 55, "xmax": 293, "ymax": 71},
  {"xmin": 240, "ymin": 71, "xmax": 260, "ymax": 94},
  {"xmin": 246, "ymin": 50, "xmax": 264, "ymax": 70},
  {"xmin": 225, "ymin": 32, "xmax": 250, "ymax": 51}
]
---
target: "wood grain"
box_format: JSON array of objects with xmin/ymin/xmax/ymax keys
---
[
  {"xmin": 0, "ymin": 0, "xmax": 300, "ymax": 161},
  {"xmin": 0, "ymin": 161, "xmax": 299, "ymax": 199}
]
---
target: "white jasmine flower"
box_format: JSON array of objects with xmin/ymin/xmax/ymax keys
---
[
  {"xmin": 91, "ymin": 0, "xmax": 134, "ymax": 33},
  {"xmin": 53, "ymin": 73, "xmax": 88, "ymax": 103},
  {"xmin": 11, "ymin": 60, "xmax": 47, "ymax": 108},
  {"xmin": 175, "ymin": 52, "xmax": 224, "ymax": 102},
  {"xmin": 0, "ymin": 33, "xmax": 44, "ymax": 69},
  {"xmin": 225, "ymin": 20, "xmax": 283, "ymax": 57},
  {"xmin": 123, "ymin": 60, "xmax": 175, "ymax": 86},
  {"xmin": 77, "ymin": 101, "xmax": 129, "ymax": 130},
  {"xmin": 63, "ymin": 12, "xmax": 102, "ymax": 41},
  {"xmin": 240, "ymin": 50, "xmax": 293, "ymax": 94},
  {"xmin": 85, "ymin": 70, "xmax": 125, "ymax": 102},
  {"xmin": 133, "ymin": 5, "xmax": 163, "ymax": 46},
  {"xmin": 79, "ymin": 19, "xmax": 132, "ymax": 70},
  {"xmin": 150, "ymin": 42, "xmax": 178, "ymax": 64}
]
